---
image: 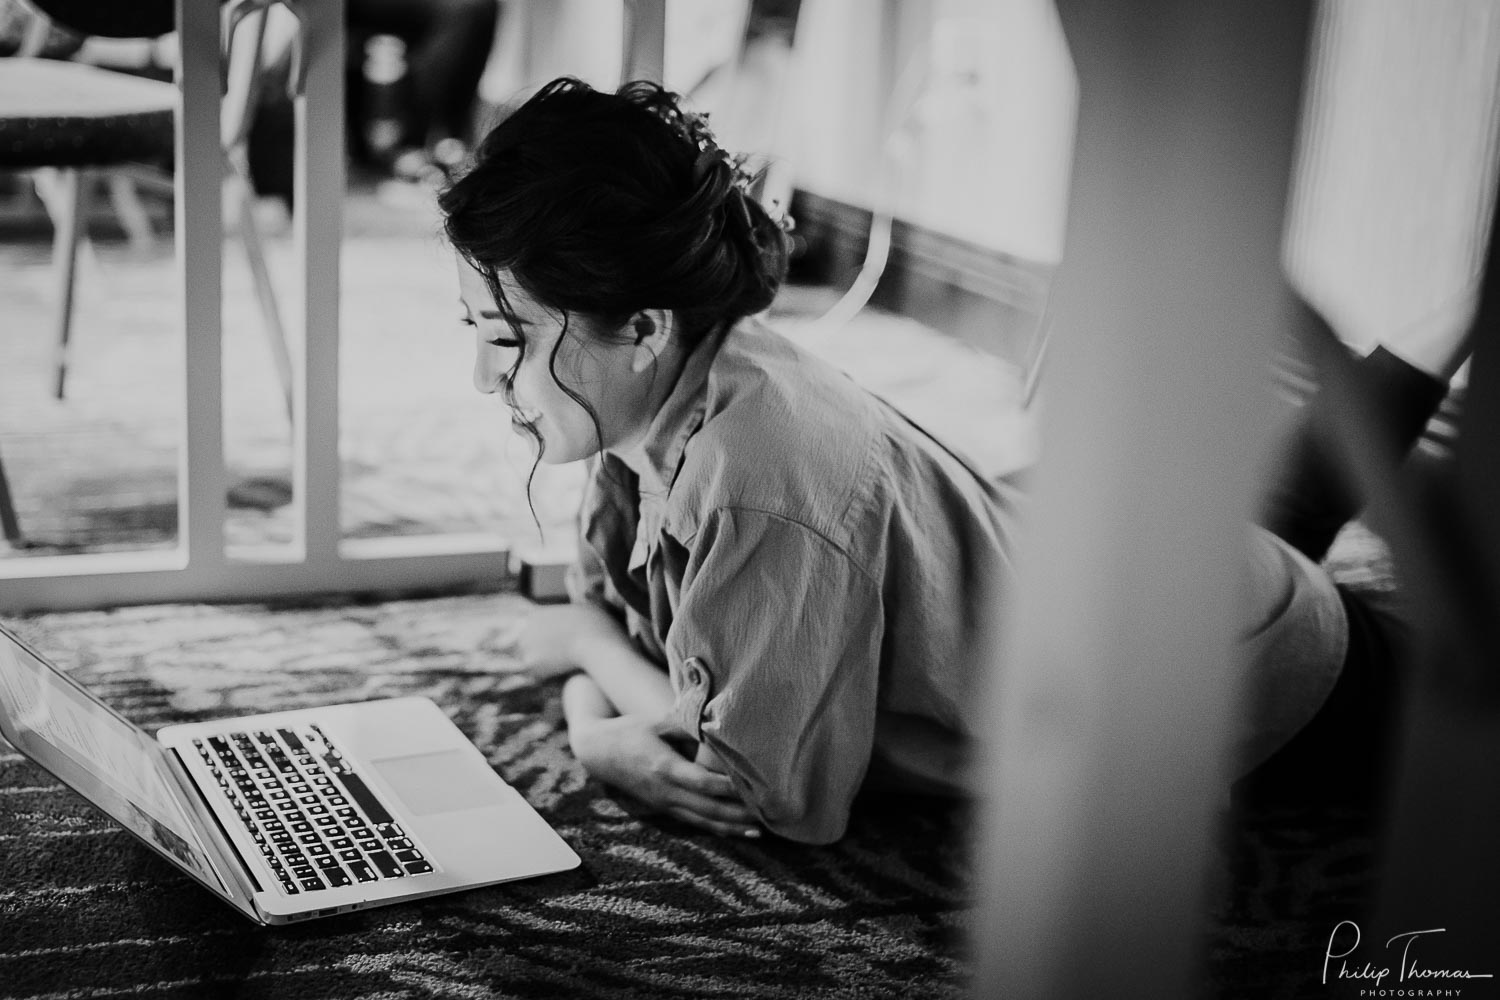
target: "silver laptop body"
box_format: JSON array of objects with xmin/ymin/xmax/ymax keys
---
[{"xmin": 0, "ymin": 621, "xmax": 579, "ymax": 924}]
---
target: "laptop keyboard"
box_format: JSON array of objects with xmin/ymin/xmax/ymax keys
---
[{"xmin": 193, "ymin": 724, "xmax": 434, "ymax": 896}]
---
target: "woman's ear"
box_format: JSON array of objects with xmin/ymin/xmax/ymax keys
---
[{"xmin": 629, "ymin": 309, "xmax": 672, "ymax": 373}]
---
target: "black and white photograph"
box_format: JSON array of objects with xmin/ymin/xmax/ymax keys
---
[{"xmin": 1, "ymin": 0, "xmax": 1496, "ymax": 997}]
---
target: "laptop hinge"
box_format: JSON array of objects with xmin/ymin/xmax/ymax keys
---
[{"xmin": 165, "ymin": 745, "xmax": 266, "ymax": 908}]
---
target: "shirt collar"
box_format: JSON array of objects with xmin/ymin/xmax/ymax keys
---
[{"xmin": 630, "ymin": 322, "xmax": 729, "ymax": 490}]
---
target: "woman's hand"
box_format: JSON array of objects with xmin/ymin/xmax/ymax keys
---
[
  {"xmin": 509, "ymin": 602, "xmax": 627, "ymax": 679},
  {"xmin": 569, "ymin": 711, "xmax": 762, "ymax": 839}
]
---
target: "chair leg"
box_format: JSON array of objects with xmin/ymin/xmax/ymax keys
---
[
  {"xmin": 0, "ymin": 446, "xmax": 21, "ymax": 545},
  {"xmin": 106, "ymin": 173, "xmax": 156, "ymax": 253},
  {"xmin": 230, "ymin": 171, "xmax": 295, "ymax": 423},
  {"xmin": 38, "ymin": 168, "xmax": 91, "ymax": 400},
  {"xmin": 222, "ymin": 4, "xmax": 296, "ymax": 425}
]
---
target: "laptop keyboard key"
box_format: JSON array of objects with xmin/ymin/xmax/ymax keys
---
[
  {"xmin": 369, "ymin": 851, "xmax": 404, "ymax": 879},
  {"xmin": 331, "ymin": 773, "xmax": 393, "ymax": 825}
]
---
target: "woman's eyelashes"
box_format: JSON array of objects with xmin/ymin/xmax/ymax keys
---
[
  {"xmin": 484, "ymin": 310, "xmax": 528, "ymax": 349},
  {"xmin": 459, "ymin": 316, "xmax": 524, "ymax": 350}
]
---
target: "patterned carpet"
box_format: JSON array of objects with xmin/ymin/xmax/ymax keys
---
[
  {"xmin": 0, "ymin": 596, "xmax": 971, "ymax": 1000},
  {"xmin": 0, "ymin": 532, "xmax": 1406, "ymax": 1000}
]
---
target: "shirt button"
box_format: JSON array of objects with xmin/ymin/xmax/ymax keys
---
[{"xmin": 683, "ymin": 656, "xmax": 707, "ymax": 687}]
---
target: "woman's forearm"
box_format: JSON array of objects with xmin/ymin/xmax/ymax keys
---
[{"xmin": 571, "ymin": 624, "xmax": 675, "ymax": 719}]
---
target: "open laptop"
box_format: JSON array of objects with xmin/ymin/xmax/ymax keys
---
[{"xmin": 0, "ymin": 620, "xmax": 580, "ymax": 924}]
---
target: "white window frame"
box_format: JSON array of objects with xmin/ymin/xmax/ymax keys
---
[
  {"xmin": 0, "ymin": 0, "xmax": 509, "ymax": 613},
  {"xmin": 1, "ymin": 0, "xmax": 670, "ymax": 616}
]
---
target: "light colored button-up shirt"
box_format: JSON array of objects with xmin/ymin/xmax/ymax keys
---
[{"xmin": 568, "ymin": 318, "xmax": 1024, "ymax": 843}]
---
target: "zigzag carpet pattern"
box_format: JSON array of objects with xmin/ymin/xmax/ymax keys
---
[
  {"xmin": 0, "ymin": 560, "xmax": 1399, "ymax": 999},
  {"xmin": 0, "ymin": 595, "xmax": 972, "ymax": 1000}
]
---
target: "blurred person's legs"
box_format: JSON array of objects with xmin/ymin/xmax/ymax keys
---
[
  {"xmin": 1236, "ymin": 338, "xmax": 1463, "ymax": 803},
  {"xmin": 1261, "ymin": 315, "xmax": 1466, "ymax": 564},
  {"xmin": 347, "ymin": 0, "xmax": 498, "ymax": 171}
]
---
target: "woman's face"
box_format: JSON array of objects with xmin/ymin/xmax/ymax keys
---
[{"xmin": 456, "ymin": 259, "xmax": 654, "ymax": 465}]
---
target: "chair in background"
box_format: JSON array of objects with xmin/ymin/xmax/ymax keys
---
[
  {"xmin": 0, "ymin": 454, "xmax": 18, "ymax": 545},
  {"xmin": 0, "ymin": 0, "xmax": 296, "ymax": 547},
  {"xmin": 0, "ymin": 3, "xmax": 176, "ymax": 402},
  {"xmin": 0, "ymin": 2, "xmax": 175, "ymax": 546}
]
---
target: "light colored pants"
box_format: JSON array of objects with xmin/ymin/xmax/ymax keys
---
[{"xmin": 1233, "ymin": 526, "xmax": 1350, "ymax": 777}]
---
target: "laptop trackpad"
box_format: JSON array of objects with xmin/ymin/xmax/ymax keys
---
[{"xmin": 372, "ymin": 749, "xmax": 507, "ymax": 817}]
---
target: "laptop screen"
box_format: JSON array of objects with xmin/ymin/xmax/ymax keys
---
[{"xmin": 0, "ymin": 626, "xmax": 224, "ymax": 890}]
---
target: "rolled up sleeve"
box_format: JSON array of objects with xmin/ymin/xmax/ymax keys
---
[{"xmin": 664, "ymin": 507, "xmax": 883, "ymax": 844}]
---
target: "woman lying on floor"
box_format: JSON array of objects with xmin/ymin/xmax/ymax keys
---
[{"xmin": 437, "ymin": 77, "xmax": 1464, "ymax": 844}]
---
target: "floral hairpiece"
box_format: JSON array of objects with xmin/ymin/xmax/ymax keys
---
[
  {"xmin": 664, "ymin": 104, "xmax": 795, "ymax": 235},
  {"xmin": 680, "ymin": 110, "xmax": 748, "ymax": 182}
]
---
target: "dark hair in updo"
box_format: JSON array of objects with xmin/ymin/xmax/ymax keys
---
[
  {"xmin": 439, "ymin": 77, "xmax": 790, "ymax": 522},
  {"xmin": 439, "ymin": 76, "xmax": 792, "ymax": 347}
]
